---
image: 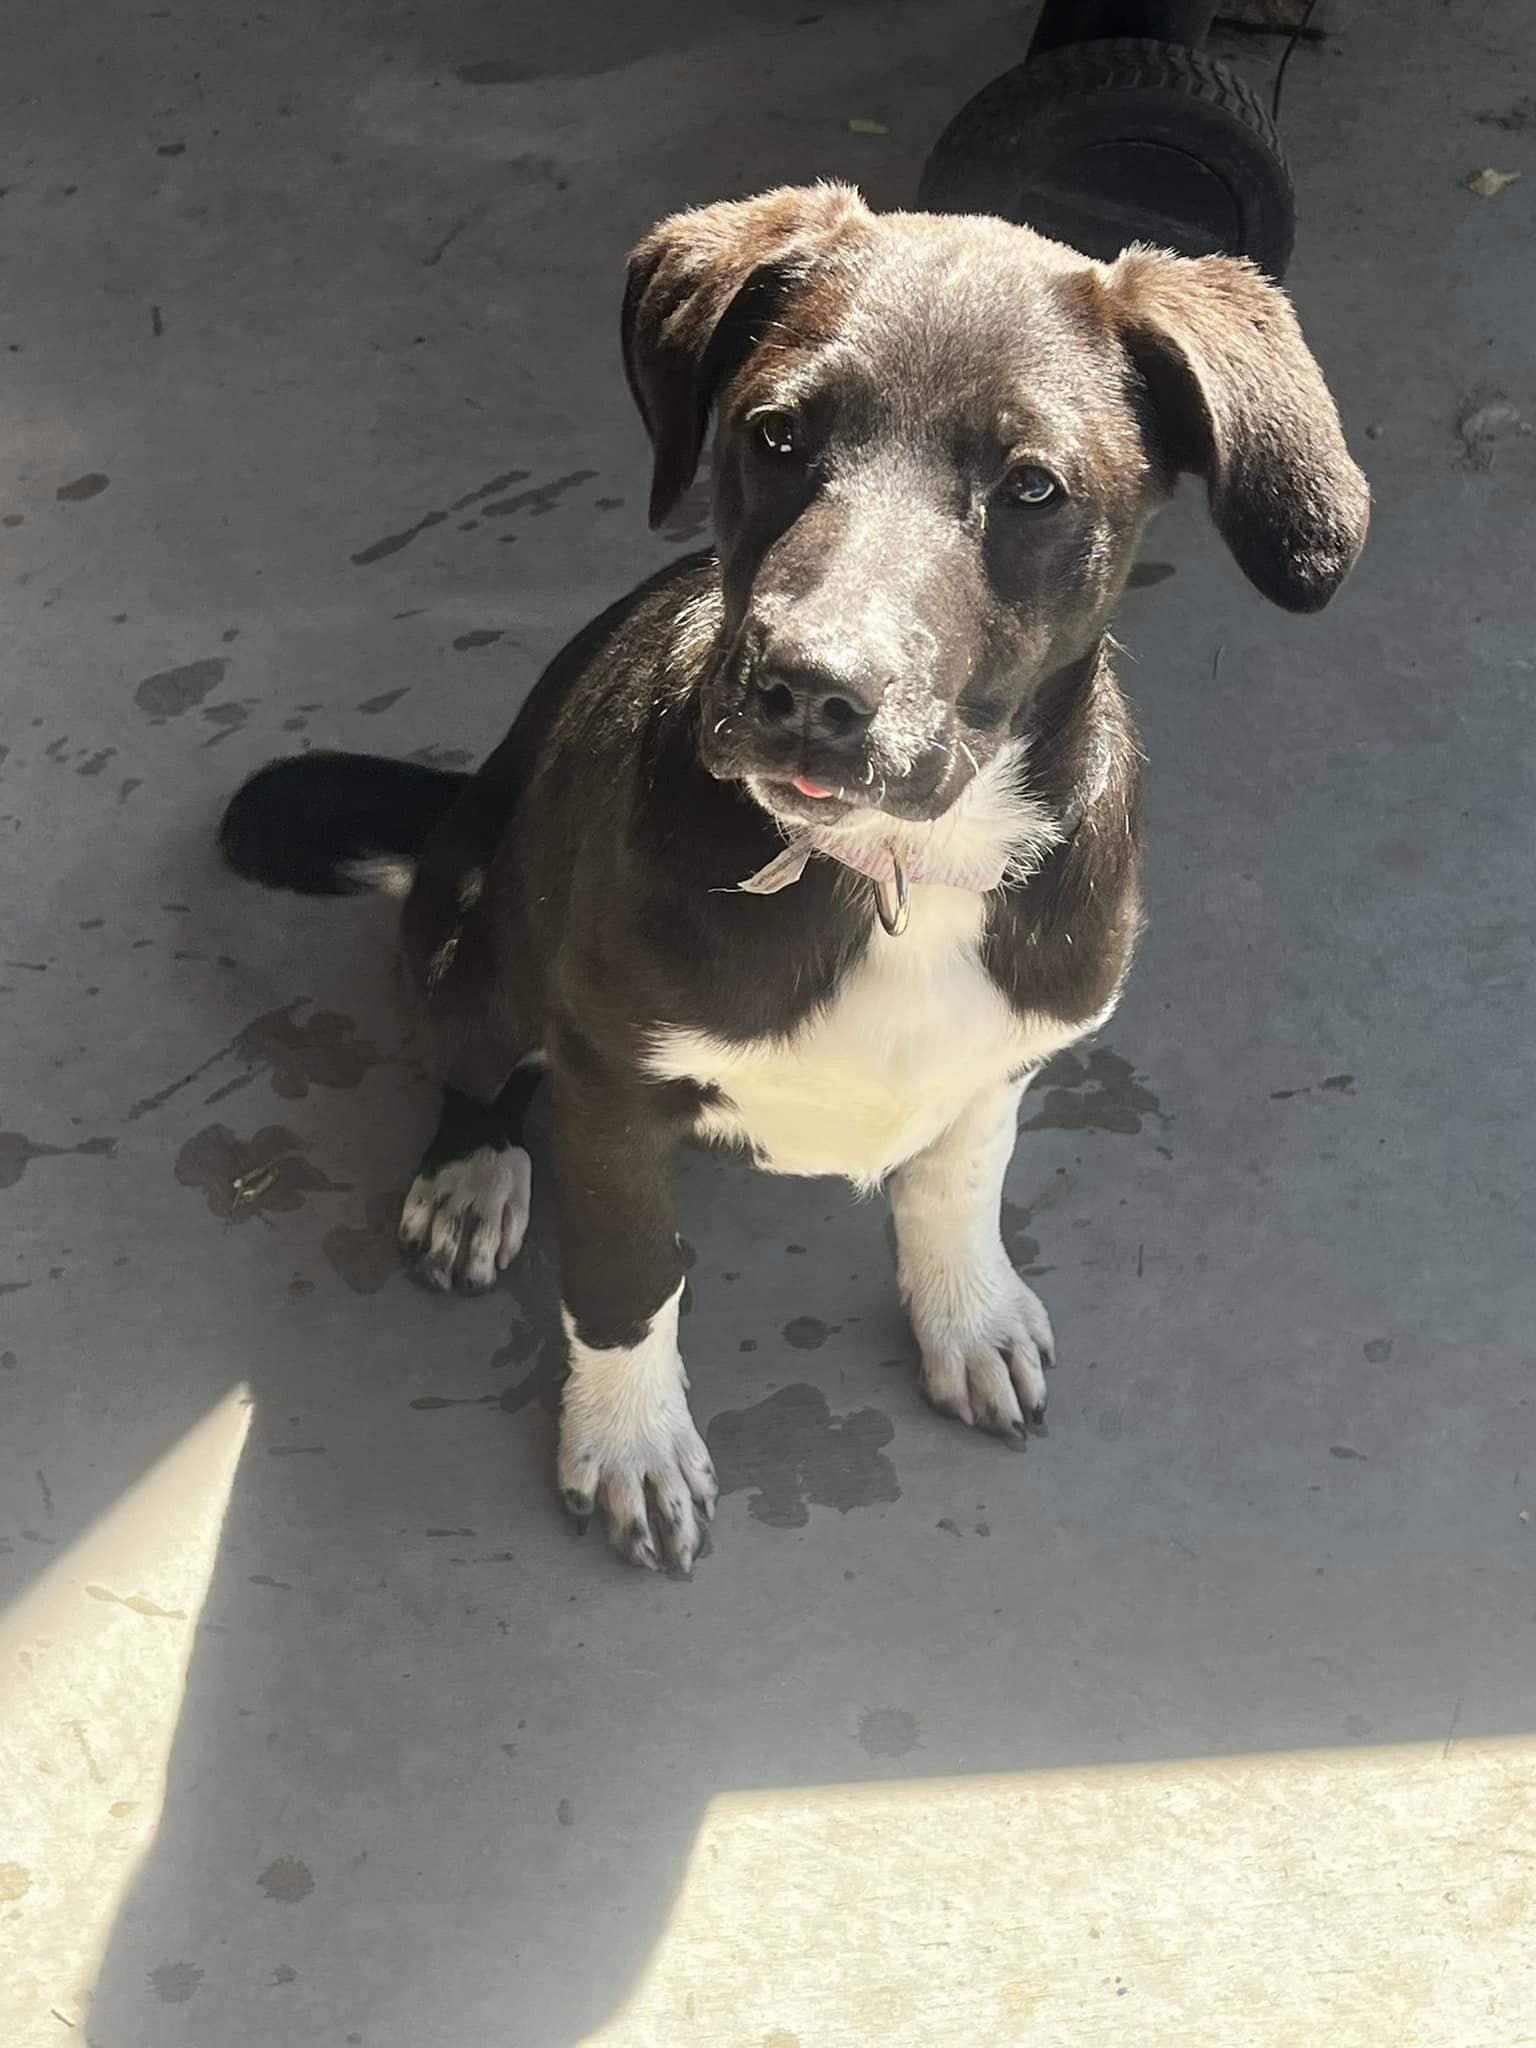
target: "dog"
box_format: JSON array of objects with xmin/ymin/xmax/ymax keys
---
[{"xmin": 221, "ymin": 183, "xmax": 1368, "ymax": 1573}]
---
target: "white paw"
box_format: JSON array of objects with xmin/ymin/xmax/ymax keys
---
[
  {"xmin": 558, "ymin": 1287, "xmax": 718, "ymax": 1573},
  {"xmin": 398, "ymin": 1144, "xmax": 531, "ymax": 1293},
  {"xmin": 907, "ymin": 1262, "xmax": 1054, "ymax": 1441}
]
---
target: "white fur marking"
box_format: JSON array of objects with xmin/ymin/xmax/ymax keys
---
[
  {"xmin": 559, "ymin": 1282, "xmax": 717, "ymax": 1572},
  {"xmin": 891, "ymin": 1078, "xmax": 1054, "ymax": 1433},
  {"xmin": 650, "ymin": 749, "xmax": 1114, "ymax": 1186},
  {"xmin": 398, "ymin": 1144, "xmax": 531, "ymax": 1291},
  {"xmin": 341, "ymin": 855, "xmax": 415, "ymax": 898}
]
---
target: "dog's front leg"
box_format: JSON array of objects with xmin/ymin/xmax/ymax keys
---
[
  {"xmin": 890, "ymin": 1078, "xmax": 1055, "ymax": 1440},
  {"xmin": 550, "ymin": 1040, "xmax": 717, "ymax": 1572}
]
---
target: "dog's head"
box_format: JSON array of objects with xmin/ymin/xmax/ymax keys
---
[{"xmin": 624, "ymin": 185, "xmax": 1369, "ymax": 829}]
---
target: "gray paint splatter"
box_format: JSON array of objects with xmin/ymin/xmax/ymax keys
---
[
  {"xmin": 256, "ymin": 1857, "xmax": 315, "ymax": 1903},
  {"xmin": 1024, "ymin": 1048, "xmax": 1167, "ymax": 1136},
  {"xmin": 57, "ymin": 473, "xmax": 110, "ymax": 503},
  {"xmin": 708, "ymin": 1383, "xmax": 899, "ymax": 1528},
  {"xmin": 148, "ymin": 1961, "xmax": 203, "ymax": 2004},
  {"xmin": 0, "ymin": 1131, "xmax": 115, "ymax": 1190},
  {"xmin": 174, "ymin": 1124, "xmax": 341, "ymax": 1222},
  {"xmin": 857, "ymin": 1707, "xmax": 919, "ymax": 1758},
  {"xmin": 135, "ymin": 657, "xmax": 228, "ymax": 721}
]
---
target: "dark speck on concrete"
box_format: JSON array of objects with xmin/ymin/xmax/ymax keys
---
[
  {"xmin": 556, "ymin": 1797, "xmax": 575, "ymax": 1826},
  {"xmin": 148, "ymin": 1961, "xmax": 204, "ymax": 2004},
  {"xmin": 134, "ymin": 656, "xmax": 228, "ymax": 721},
  {"xmin": 1025, "ymin": 1048, "xmax": 1168, "ymax": 1136},
  {"xmin": 358, "ymin": 687, "xmax": 409, "ymax": 714},
  {"xmin": 56, "ymin": 472, "xmax": 110, "ymax": 502},
  {"xmin": 457, "ymin": 57, "xmax": 544, "ymax": 83},
  {"xmin": 708, "ymin": 1383, "xmax": 899, "ymax": 1527},
  {"xmin": 352, "ymin": 509, "xmax": 446, "ymax": 565},
  {"xmin": 155, "ymin": 140, "xmax": 186, "ymax": 156},
  {"xmin": 739, "ymin": 1338, "xmax": 758, "ymax": 1353},
  {"xmin": 857, "ymin": 1707, "xmax": 919, "ymax": 1758},
  {"xmin": 936, "ymin": 1517, "xmax": 962, "ymax": 1538},
  {"xmin": 1363, "ymin": 1337, "xmax": 1393, "ymax": 1363},
  {"xmin": 270, "ymin": 1964, "xmax": 297, "ymax": 1986},
  {"xmin": 452, "ymin": 629, "xmax": 502, "ymax": 651},
  {"xmin": 1271, "ymin": 1073, "xmax": 1357, "ymax": 1102},
  {"xmin": 256, "ymin": 1857, "xmax": 315, "ymax": 1903},
  {"xmin": 782, "ymin": 1315, "xmax": 827, "ymax": 1350},
  {"xmin": 1330, "ymin": 1445, "xmax": 1367, "ymax": 1461}
]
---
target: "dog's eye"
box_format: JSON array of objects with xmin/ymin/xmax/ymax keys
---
[
  {"xmin": 1001, "ymin": 464, "xmax": 1063, "ymax": 510},
  {"xmin": 751, "ymin": 409, "xmax": 800, "ymax": 459}
]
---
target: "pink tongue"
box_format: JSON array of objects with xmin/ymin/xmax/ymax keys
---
[{"xmin": 792, "ymin": 773, "xmax": 835, "ymax": 799}]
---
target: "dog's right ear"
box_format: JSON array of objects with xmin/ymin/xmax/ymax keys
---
[{"xmin": 622, "ymin": 183, "xmax": 870, "ymax": 527}]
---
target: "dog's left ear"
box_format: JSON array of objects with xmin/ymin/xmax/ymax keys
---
[
  {"xmin": 622, "ymin": 183, "xmax": 871, "ymax": 527},
  {"xmin": 1109, "ymin": 248, "xmax": 1369, "ymax": 611}
]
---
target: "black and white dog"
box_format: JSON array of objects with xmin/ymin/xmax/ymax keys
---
[{"xmin": 222, "ymin": 185, "xmax": 1368, "ymax": 1572}]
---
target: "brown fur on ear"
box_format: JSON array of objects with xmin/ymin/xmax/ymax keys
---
[
  {"xmin": 1110, "ymin": 247, "xmax": 1369, "ymax": 612},
  {"xmin": 622, "ymin": 183, "xmax": 871, "ymax": 528}
]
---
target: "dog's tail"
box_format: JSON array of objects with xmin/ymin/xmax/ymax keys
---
[{"xmin": 219, "ymin": 751, "xmax": 471, "ymax": 898}]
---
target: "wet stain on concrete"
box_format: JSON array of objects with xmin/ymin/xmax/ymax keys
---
[
  {"xmin": 708, "ymin": 1384, "xmax": 899, "ymax": 1527},
  {"xmin": 257, "ymin": 1857, "xmax": 315, "ymax": 1903},
  {"xmin": 1000, "ymin": 1199, "xmax": 1044, "ymax": 1273},
  {"xmin": 1330, "ymin": 1444, "xmax": 1367, "ymax": 1462},
  {"xmin": 352, "ymin": 509, "xmax": 446, "ymax": 565},
  {"xmin": 248, "ymin": 1573, "xmax": 292, "ymax": 1590},
  {"xmin": 84, "ymin": 1584, "xmax": 187, "ymax": 1620},
  {"xmin": 134, "ymin": 656, "xmax": 228, "ymax": 721},
  {"xmin": 1270, "ymin": 1073, "xmax": 1356, "ymax": 1102},
  {"xmin": 57, "ymin": 472, "xmax": 110, "ymax": 502},
  {"xmin": 175, "ymin": 1124, "xmax": 340, "ymax": 1221},
  {"xmin": 1127, "ymin": 559, "xmax": 1176, "ymax": 587},
  {"xmin": 656, "ymin": 479, "xmax": 712, "ymax": 542},
  {"xmin": 118, "ymin": 777, "xmax": 141, "ymax": 804},
  {"xmin": 200, "ymin": 700, "xmax": 254, "ymax": 747},
  {"xmin": 783, "ymin": 1315, "xmax": 828, "ymax": 1350},
  {"xmin": 556, "ymin": 1797, "xmax": 575, "ymax": 1826},
  {"xmin": 457, "ymin": 57, "xmax": 544, "ymax": 83},
  {"xmin": 450, "ymin": 467, "xmax": 531, "ymax": 512},
  {"xmin": 1024, "ymin": 1048, "xmax": 1168, "ymax": 1136},
  {"xmin": 482, "ymin": 469, "xmax": 597, "ymax": 519},
  {"xmin": 322, "ymin": 1190, "xmax": 403, "ymax": 1293},
  {"xmin": 1363, "ymin": 1337, "xmax": 1393, "ymax": 1363},
  {"xmin": 77, "ymin": 748, "xmax": 115, "ymax": 777},
  {"xmin": 452, "ymin": 628, "xmax": 503, "ymax": 651},
  {"xmin": 358, "ymin": 687, "xmax": 409, "ymax": 714},
  {"xmin": 0, "ymin": 1131, "xmax": 114, "ymax": 1188},
  {"xmin": 270, "ymin": 1964, "xmax": 298, "ymax": 1986},
  {"xmin": 148, "ymin": 1961, "xmax": 203, "ymax": 2004},
  {"xmin": 936, "ymin": 1516, "xmax": 962, "ymax": 1537},
  {"xmin": 129, "ymin": 1000, "xmax": 385, "ymax": 1122},
  {"xmin": 858, "ymin": 1706, "xmax": 919, "ymax": 1757}
]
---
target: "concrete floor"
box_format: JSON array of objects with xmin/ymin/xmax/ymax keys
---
[{"xmin": 3, "ymin": 0, "xmax": 1535, "ymax": 2042}]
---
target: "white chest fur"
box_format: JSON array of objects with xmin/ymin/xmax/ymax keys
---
[
  {"xmin": 648, "ymin": 880, "xmax": 1095, "ymax": 1187},
  {"xmin": 646, "ymin": 744, "xmax": 1107, "ymax": 1188}
]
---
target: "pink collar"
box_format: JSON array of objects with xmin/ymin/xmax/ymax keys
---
[{"xmin": 738, "ymin": 830, "xmax": 1008, "ymax": 899}]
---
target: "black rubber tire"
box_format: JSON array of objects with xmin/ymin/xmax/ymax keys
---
[{"xmin": 917, "ymin": 37, "xmax": 1296, "ymax": 279}]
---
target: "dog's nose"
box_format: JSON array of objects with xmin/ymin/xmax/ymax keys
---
[{"xmin": 752, "ymin": 662, "xmax": 880, "ymax": 747}]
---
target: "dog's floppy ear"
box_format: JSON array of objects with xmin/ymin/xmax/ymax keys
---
[
  {"xmin": 1110, "ymin": 248, "xmax": 1369, "ymax": 612},
  {"xmin": 622, "ymin": 183, "xmax": 870, "ymax": 527}
]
